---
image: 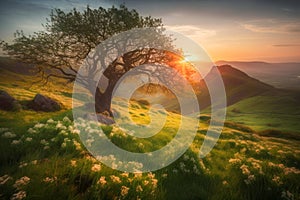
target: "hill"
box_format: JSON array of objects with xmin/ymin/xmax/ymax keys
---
[
  {"xmin": 197, "ymin": 65, "xmax": 274, "ymax": 107},
  {"xmin": 216, "ymin": 60, "xmax": 300, "ymax": 90}
]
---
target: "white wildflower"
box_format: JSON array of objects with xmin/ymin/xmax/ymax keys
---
[
  {"xmin": 34, "ymin": 123, "xmax": 44, "ymax": 129},
  {"xmin": 43, "ymin": 146, "xmax": 50, "ymax": 150},
  {"xmin": 229, "ymin": 158, "xmax": 241, "ymax": 164},
  {"xmin": 91, "ymin": 164, "xmax": 101, "ymax": 172},
  {"xmin": 43, "ymin": 177, "xmax": 57, "ymax": 183},
  {"xmin": 70, "ymin": 160, "xmax": 77, "ymax": 167},
  {"xmin": 281, "ymin": 190, "xmax": 294, "ymax": 200},
  {"xmin": 11, "ymin": 190, "xmax": 26, "ymax": 200},
  {"xmin": 136, "ymin": 185, "xmax": 143, "ymax": 192},
  {"xmin": 0, "ymin": 174, "xmax": 12, "ymax": 185},
  {"xmin": 31, "ymin": 160, "xmax": 38, "ymax": 165},
  {"xmin": 240, "ymin": 164, "xmax": 250, "ymax": 175},
  {"xmin": 2, "ymin": 132, "xmax": 16, "ymax": 138},
  {"xmin": 120, "ymin": 172, "xmax": 129, "ymax": 178},
  {"xmin": 47, "ymin": 118, "xmax": 55, "ymax": 124},
  {"xmin": 13, "ymin": 176, "xmax": 30, "ymax": 189},
  {"xmin": 27, "ymin": 128, "xmax": 36, "ymax": 134},
  {"xmin": 19, "ymin": 162, "xmax": 28, "ymax": 168},
  {"xmin": 40, "ymin": 139, "xmax": 48, "ymax": 145},
  {"xmin": 120, "ymin": 186, "xmax": 129, "ymax": 196},
  {"xmin": 110, "ymin": 175, "xmax": 121, "ymax": 183},
  {"xmin": 97, "ymin": 176, "xmax": 107, "ymax": 186},
  {"xmin": 63, "ymin": 116, "xmax": 71, "ymax": 123},
  {"xmin": 11, "ymin": 140, "xmax": 21, "ymax": 145}
]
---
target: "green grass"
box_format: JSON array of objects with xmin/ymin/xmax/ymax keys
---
[
  {"xmin": 224, "ymin": 95, "xmax": 300, "ymax": 133},
  {"xmin": 0, "ymin": 70, "xmax": 300, "ymax": 200}
]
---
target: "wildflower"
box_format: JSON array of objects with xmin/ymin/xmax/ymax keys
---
[
  {"xmin": 120, "ymin": 172, "xmax": 129, "ymax": 178},
  {"xmin": 272, "ymin": 176, "xmax": 282, "ymax": 185},
  {"xmin": 0, "ymin": 128, "xmax": 9, "ymax": 132},
  {"xmin": 240, "ymin": 147, "xmax": 247, "ymax": 153},
  {"xmin": 63, "ymin": 116, "xmax": 71, "ymax": 123},
  {"xmin": 70, "ymin": 160, "xmax": 77, "ymax": 167},
  {"xmin": 193, "ymin": 165, "xmax": 200, "ymax": 175},
  {"xmin": 284, "ymin": 167, "xmax": 300, "ymax": 175},
  {"xmin": 27, "ymin": 128, "xmax": 36, "ymax": 134},
  {"xmin": 136, "ymin": 185, "xmax": 143, "ymax": 192},
  {"xmin": 151, "ymin": 179, "xmax": 158, "ymax": 187},
  {"xmin": 162, "ymin": 173, "xmax": 168, "ymax": 178},
  {"xmin": 43, "ymin": 146, "xmax": 50, "ymax": 150},
  {"xmin": 40, "ymin": 139, "xmax": 48, "ymax": 145},
  {"xmin": 61, "ymin": 142, "xmax": 67, "ymax": 148},
  {"xmin": 120, "ymin": 186, "xmax": 129, "ymax": 196},
  {"xmin": 0, "ymin": 174, "xmax": 12, "ymax": 185},
  {"xmin": 172, "ymin": 169, "xmax": 178, "ymax": 173},
  {"xmin": 97, "ymin": 176, "xmax": 107, "ymax": 186},
  {"xmin": 31, "ymin": 160, "xmax": 38, "ymax": 165},
  {"xmin": 222, "ymin": 180, "xmax": 228, "ymax": 185},
  {"xmin": 143, "ymin": 180, "xmax": 149, "ymax": 185},
  {"xmin": 19, "ymin": 162, "xmax": 28, "ymax": 168},
  {"xmin": 110, "ymin": 175, "xmax": 121, "ymax": 183},
  {"xmin": 73, "ymin": 140, "xmax": 82, "ymax": 151},
  {"xmin": 34, "ymin": 123, "xmax": 44, "ymax": 129},
  {"xmin": 56, "ymin": 123, "xmax": 66, "ymax": 130},
  {"xmin": 134, "ymin": 172, "xmax": 142, "ymax": 178},
  {"xmin": 47, "ymin": 118, "xmax": 54, "ymax": 124},
  {"xmin": 25, "ymin": 137, "xmax": 32, "ymax": 142},
  {"xmin": 244, "ymin": 174, "xmax": 255, "ymax": 185},
  {"xmin": 179, "ymin": 162, "xmax": 185, "ymax": 170},
  {"xmin": 2, "ymin": 132, "xmax": 16, "ymax": 138},
  {"xmin": 278, "ymin": 164, "xmax": 285, "ymax": 169},
  {"xmin": 281, "ymin": 190, "xmax": 294, "ymax": 200},
  {"xmin": 183, "ymin": 154, "xmax": 189, "ymax": 161},
  {"xmin": 43, "ymin": 177, "xmax": 57, "ymax": 183},
  {"xmin": 199, "ymin": 159, "xmax": 206, "ymax": 170},
  {"xmin": 147, "ymin": 172, "xmax": 155, "ymax": 179},
  {"xmin": 11, "ymin": 190, "xmax": 26, "ymax": 200},
  {"xmin": 228, "ymin": 158, "xmax": 241, "ymax": 164},
  {"xmin": 91, "ymin": 164, "xmax": 101, "ymax": 172},
  {"xmin": 11, "ymin": 140, "xmax": 21, "ymax": 145},
  {"xmin": 72, "ymin": 129, "xmax": 80, "ymax": 134},
  {"xmin": 138, "ymin": 143, "xmax": 144, "ymax": 149},
  {"xmin": 268, "ymin": 162, "xmax": 276, "ymax": 167},
  {"xmin": 59, "ymin": 130, "xmax": 68, "ymax": 136},
  {"xmin": 13, "ymin": 176, "xmax": 30, "ymax": 189},
  {"xmin": 240, "ymin": 164, "xmax": 250, "ymax": 175}
]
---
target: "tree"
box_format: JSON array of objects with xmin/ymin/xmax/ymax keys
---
[{"xmin": 1, "ymin": 5, "xmax": 194, "ymax": 116}]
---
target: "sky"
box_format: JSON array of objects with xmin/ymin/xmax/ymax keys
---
[{"xmin": 0, "ymin": 0, "xmax": 300, "ymax": 62}]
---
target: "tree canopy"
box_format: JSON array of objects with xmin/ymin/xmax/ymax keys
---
[{"xmin": 1, "ymin": 5, "xmax": 196, "ymax": 116}]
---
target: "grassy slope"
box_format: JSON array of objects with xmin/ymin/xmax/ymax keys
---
[
  {"xmin": 226, "ymin": 94, "xmax": 300, "ymax": 133},
  {"xmin": 0, "ymin": 97, "xmax": 299, "ymax": 200},
  {"xmin": 0, "ymin": 62, "xmax": 299, "ymax": 199}
]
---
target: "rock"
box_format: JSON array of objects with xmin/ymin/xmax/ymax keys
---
[
  {"xmin": 85, "ymin": 113, "xmax": 115, "ymax": 125},
  {"xmin": 0, "ymin": 90, "xmax": 21, "ymax": 111},
  {"xmin": 29, "ymin": 94, "xmax": 61, "ymax": 112}
]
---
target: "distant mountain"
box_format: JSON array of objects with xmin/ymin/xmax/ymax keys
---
[
  {"xmin": 216, "ymin": 60, "xmax": 300, "ymax": 90},
  {"xmin": 196, "ymin": 65, "xmax": 275, "ymax": 109}
]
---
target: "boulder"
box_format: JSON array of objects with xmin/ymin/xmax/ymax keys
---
[
  {"xmin": 29, "ymin": 94, "xmax": 61, "ymax": 112},
  {"xmin": 85, "ymin": 113, "xmax": 115, "ymax": 125},
  {"xmin": 0, "ymin": 90, "xmax": 21, "ymax": 111}
]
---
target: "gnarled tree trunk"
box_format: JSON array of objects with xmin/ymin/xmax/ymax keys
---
[{"xmin": 95, "ymin": 78, "xmax": 118, "ymax": 117}]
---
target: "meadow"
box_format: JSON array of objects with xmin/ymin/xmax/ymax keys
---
[{"xmin": 0, "ymin": 66, "xmax": 300, "ymax": 200}]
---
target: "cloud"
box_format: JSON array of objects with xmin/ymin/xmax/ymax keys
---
[
  {"xmin": 165, "ymin": 25, "xmax": 216, "ymax": 39},
  {"xmin": 242, "ymin": 19, "xmax": 300, "ymax": 33},
  {"xmin": 273, "ymin": 44, "xmax": 300, "ymax": 47}
]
